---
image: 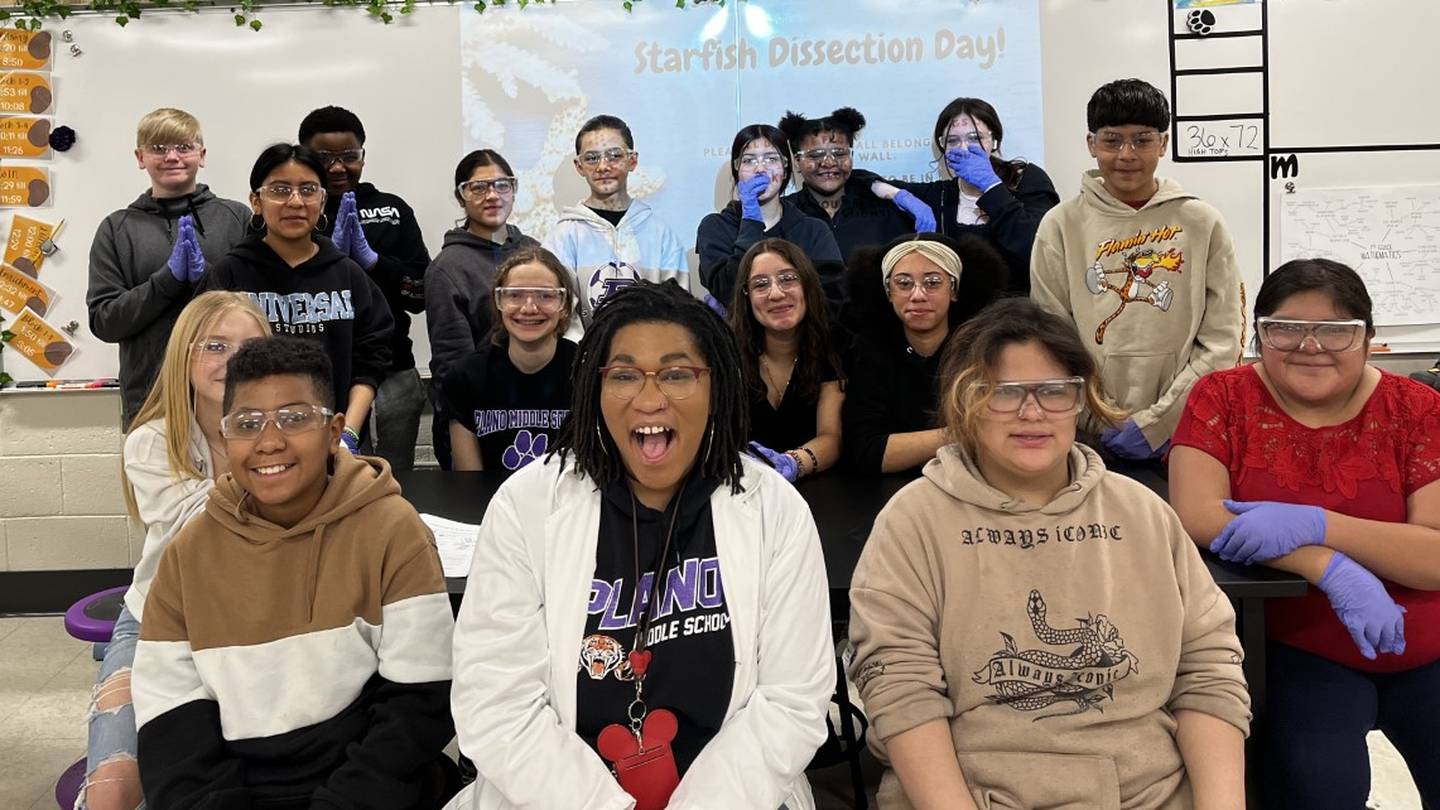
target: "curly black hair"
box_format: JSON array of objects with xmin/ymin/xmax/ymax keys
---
[
  {"xmin": 842, "ymin": 232, "xmax": 1011, "ymax": 345},
  {"xmin": 777, "ymin": 106, "xmax": 867, "ymax": 148},
  {"xmin": 551, "ymin": 280, "xmax": 748, "ymax": 494},
  {"xmin": 223, "ymin": 335, "xmax": 334, "ymax": 414}
]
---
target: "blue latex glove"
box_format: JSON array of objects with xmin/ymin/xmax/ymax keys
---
[
  {"xmin": 945, "ymin": 143, "xmax": 1002, "ymax": 192},
  {"xmin": 703, "ymin": 293, "xmax": 728, "ymax": 319},
  {"xmin": 1100, "ymin": 420, "xmax": 1160, "ymax": 460},
  {"xmin": 892, "ymin": 190, "xmax": 936, "ymax": 233},
  {"xmin": 340, "ymin": 427, "xmax": 360, "ymax": 455},
  {"xmin": 738, "ymin": 174, "xmax": 769, "ymax": 223},
  {"xmin": 1317, "ymin": 552, "xmax": 1406, "ymax": 660},
  {"xmin": 340, "ymin": 191, "xmax": 379, "ymax": 268},
  {"xmin": 748, "ymin": 441, "xmax": 798, "ymax": 482},
  {"xmin": 183, "ymin": 217, "xmax": 206, "ymax": 283},
  {"xmin": 331, "ymin": 193, "xmax": 352, "ymax": 254},
  {"xmin": 1210, "ymin": 500, "xmax": 1327, "ymax": 564},
  {"xmin": 168, "ymin": 214, "xmax": 197, "ymax": 282}
]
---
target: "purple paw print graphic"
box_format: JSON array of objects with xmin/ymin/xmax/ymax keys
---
[{"xmin": 502, "ymin": 430, "xmax": 548, "ymax": 470}]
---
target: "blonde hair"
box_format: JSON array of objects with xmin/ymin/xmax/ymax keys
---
[
  {"xmin": 122, "ymin": 292, "xmax": 269, "ymax": 519},
  {"xmin": 937, "ymin": 299, "xmax": 1126, "ymax": 457},
  {"xmin": 136, "ymin": 107, "xmax": 203, "ymax": 148}
]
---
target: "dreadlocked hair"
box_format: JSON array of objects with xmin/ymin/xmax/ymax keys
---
[{"xmin": 551, "ymin": 279, "xmax": 749, "ymax": 494}]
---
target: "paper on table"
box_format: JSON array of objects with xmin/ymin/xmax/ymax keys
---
[{"xmin": 420, "ymin": 513, "xmax": 480, "ymax": 578}]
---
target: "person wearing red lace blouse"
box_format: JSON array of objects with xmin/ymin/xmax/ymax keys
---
[{"xmin": 1169, "ymin": 258, "xmax": 1440, "ymax": 808}]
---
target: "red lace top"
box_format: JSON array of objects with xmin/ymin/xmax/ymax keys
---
[{"xmin": 1172, "ymin": 365, "xmax": 1440, "ymax": 672}]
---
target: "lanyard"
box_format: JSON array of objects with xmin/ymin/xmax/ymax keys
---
[{"xmin": 625, "ymin": 478, "xmax": 686, "ymax": 741}]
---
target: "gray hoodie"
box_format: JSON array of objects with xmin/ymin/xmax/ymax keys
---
[
  {"xmin": 422, "ymin": 225, "xmax": 539, "ymax": 388},
  {"xmin": 86, "ymin": 185, "xmax": 250, "ymax": 428},
  {"xmin": 848, "ymin": 443, "xmax": 1249, "ymax": 809}
]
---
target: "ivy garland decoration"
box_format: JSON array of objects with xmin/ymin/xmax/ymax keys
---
[{"xmin": 0, "ymin": 0, "xmax": 726, "ymax": 32}]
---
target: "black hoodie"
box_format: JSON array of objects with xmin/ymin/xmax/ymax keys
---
[
  {"xmin": 782, "ymin": 169, "xmax": 916, "ymax": 265},
  {"xmin": 695, "ymin": 200, "xmax": 844, "ymax": 312},
  {"xmin": 320, "ymin": 182, "xmax": 430, "ymax": 373},
  {"xmin": 86, "ymin": 185, "xmax": 250, "ymax": 428},
  {"xmin": 197, "ymin": 235, "xmax": 394, "ymax": 413}
]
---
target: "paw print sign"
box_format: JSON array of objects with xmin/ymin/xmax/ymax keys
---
[
  {"xmin": 501, "ymin": 430, "xmax": 547, "ymax": 470},
  {"xmin": 1186, "ymin": 9, "xmax": 1216, "ymax": 36},
  {"xmin": 598, "ymin": 708, "xmax": 680, "ymax": 810}
]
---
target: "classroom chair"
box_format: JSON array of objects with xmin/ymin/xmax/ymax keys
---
[{"xmin": 55, "ymin": 586, "xmax": 126, "ymax": 809}]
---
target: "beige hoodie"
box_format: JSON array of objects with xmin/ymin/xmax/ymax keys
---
[
  {"xmin": 848, "ymin": 444, "xmax": 1249, "ymax": 810},
  {"xmin": 1030, "ymin": 171, "xmax": 1244, "ymax": 449}
]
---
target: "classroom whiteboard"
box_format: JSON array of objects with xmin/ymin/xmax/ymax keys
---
[{"xmin": 8, "ymin": 0, "xmax": 1440, "ymax": 385}]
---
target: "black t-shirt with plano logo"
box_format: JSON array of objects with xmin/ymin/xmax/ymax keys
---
[
  {"xmin": 575, "ymin": 468, "xmax": 733, "ymax": 776},
  {"xmin": 439, "ymin": 339, "xmax": 575, "ymax": 478}
]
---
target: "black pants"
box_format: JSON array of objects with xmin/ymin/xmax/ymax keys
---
[{"xmin": 1263, "ymin": 642, "xmax": 1440, "ymax": 809}]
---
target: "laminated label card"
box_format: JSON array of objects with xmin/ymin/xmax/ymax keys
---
[
  {"xmin": 0, "ymin": 261, "xmax": 54, "ymax": 316},
  {"xmin": 0, "ymin": 166, "xmax": 50, "ymax": 207},
  {"xmin": 0, "ymin": 72, "xmax": 52, "ymax": 115},
  {"xmin": 7, "ymin": 305, "xmax": 73, "ymax": 375},
  {"xmin": 0, "ymin": 115, "xmax": 50, "ymax": 158},
  {"xmin": 0, "ymin": 30, "xmax": 51, "ymax": 71},
  {"xmin": 4, "ymin": 213, "xmax": 54, "ymax": 275}
]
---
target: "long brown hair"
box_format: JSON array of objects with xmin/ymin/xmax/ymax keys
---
[
  {"xmin": 728, "ymin": 238, "xmax": 842, "ymax": 403},
  {"xmin": 938, "ymin": 298, "xmax": 1125, "ymax": 456}
]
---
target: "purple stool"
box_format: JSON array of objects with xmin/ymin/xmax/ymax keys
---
[{"xmin": 56, "ymin": 587, "xmax": 127, "ymax": 808}]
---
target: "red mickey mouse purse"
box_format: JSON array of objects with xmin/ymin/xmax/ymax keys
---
[{"xmin": 598, "ymin": 703, "xmax": 680, "ymax": 810}]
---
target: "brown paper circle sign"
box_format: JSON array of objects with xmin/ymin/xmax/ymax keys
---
[
  {"xmin": 29, "ymin": 87, "xmax": 51, "ymax": 115},
  {"xmin": 12, "ymin": 256, "xmax": 36, "ymax": 277},
  {"xmin": 27, "ymin": 178, "xmax": 49, "ymax": 205},
  {"xmin": 26, "ymin": 118, "xmax": 50, "ymax": 148},
  {"xmin": 43, "ymin": 340, "xmax": 72, "ymax": 366},
  {"xmin": 25, "ymin": 295, "xmax": 45, "ymax": 315},
  {"xmin": 28, "ymin": 32, "xmax": 52, "ymax": 60}
]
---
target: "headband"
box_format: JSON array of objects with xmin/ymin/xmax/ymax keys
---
[{"xmin": 881, "ymin": 240, "xmax": 963, "ymax": 293}]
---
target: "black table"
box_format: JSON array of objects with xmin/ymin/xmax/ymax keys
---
[{"xmin": 394, "ymin": 466, "xmax": 1305, "ymax": 713}]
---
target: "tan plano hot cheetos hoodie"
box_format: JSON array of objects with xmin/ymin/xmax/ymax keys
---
[{"xmin": 847, "ymin": 443, "xmax": 1250, "ymax": 810}]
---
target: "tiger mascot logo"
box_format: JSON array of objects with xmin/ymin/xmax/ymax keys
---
[{"xmin": 578, "ymin": 634, "xmax": 634, "ymax": 681}]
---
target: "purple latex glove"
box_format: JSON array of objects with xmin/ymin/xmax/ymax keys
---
[
  {"xmin": 1100, "ymin": 420, "xmax": 1161, "ymax": 460},
  {"xmin": 892, "ymin": 190, "xmax": 936, "ymax": 233},
  {"xmin": 337, "ymin": 191, "xmax": 378, "ymax": 268},
  {"xmin": 703, "ymin": 293, "xmax": 728, "ymax": 319},
  {"xmin": 945, "ymin": 143, "xmax": 1002, "ymax": 192},
  {"xmin": 168, "ymin": 214, "xmax": 197, "ymax": 282},
  {"xmin": 340, "ymin": 427, "xmax": 360, "ymax": 455},
  {"xmin": 748, "ymin": 441, "xmax": 798, "ymax": 482},
  {"xmin": 1210, "ymin": 500, "xmax": 1327, "ymax": 564},
  {"xmin": 331, "ymin": 193, "xmax": 352, "ymax": 253},
  {"xmin": 1317, "ymin": 552, "xmax": 1406, "ymax": 660},
  {"xmin": 738, "ymin": 174, "xmax": 770, "ymax": 223}
]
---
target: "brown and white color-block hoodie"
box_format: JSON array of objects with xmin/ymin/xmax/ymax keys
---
[
  {"xmin": 133, "ymin": 452, "xmax": 455, "ymax": 810},
  {"xmin": 848, "ymin": 443, "xmax": 1250, "ymax": 810}
]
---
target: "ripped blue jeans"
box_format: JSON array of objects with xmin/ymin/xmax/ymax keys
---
[{"xmin": 84, "ymin": 605, "xmax": 145, "ymax": 809}]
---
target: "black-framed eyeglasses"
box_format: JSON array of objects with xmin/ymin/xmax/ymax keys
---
[
  {"xmin": 599, "ymin": 365, "xmax": 710, "ymax": 401},
  {"xmin": 458, "ymin": 177, "xmax": 517, "ymax": 199},
  {"xmin": 220, "ymin": 403, "xmax": 335, "ymax": 439},
  {"xmin": 256, "ymin": 182, "xmax": 325, "ymax": 204},
  {"xmin": 1256, "ymin": 317, "xmax": 1367, "ymax": 353},
  {"xmin": 495, "ymin": 286, "xmax": 566, "ymax": 312},
  {"xmin": 796, "ymin": 147, "xmax": 851, "ymax": 163},
  {"xmin": 746, "ymin": 272, "xmax": 801, "ymax": 296},
  {"xmin": 888, "ymin": 273, "xmax": 951, "ymax": 296},
  {"xmin": 975, "ymin": 377, "xmax": 1086, "ymax": 414},
  {"xmin": 578, "ymin": 148, "xmax": 632, "ymax": 168},
  {"xmin": 316, "ymin": 149, "xmax": 365, "ymax": 167}
]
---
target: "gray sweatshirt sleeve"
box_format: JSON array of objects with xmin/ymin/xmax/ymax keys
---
[
  {"xmin": 87, "ymin": 216, "xmax": 190, "ymax": 343},
  {"xmin": 424, "ymin": 266, "xmax": 475, "ymax": 384}
]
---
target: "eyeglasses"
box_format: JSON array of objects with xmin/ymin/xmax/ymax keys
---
[
  {"xmin": 976, "ymin": 377, "xmax": 1086, "ymax": 414},
  {"xmin": 746, "ymin": 272, "xmax": 801, "ymax": 296},
  {"xmin": 737, "ymin": 153, "xmax": 786, "ymax": 170},
  {"xmin": 1090, "ymin": 131, "xmax": 1166, "ymax": 154},
  {"xmin": 599, "ymin": 365, "xmax": 710, "ymax": 401},
  {"xmin": 495, "ymin": 286, "xmax": 567, "ymax": 311},
  {"xmin": 578, "ymin": 148, "xmax": 632, "ymax": 168},
  {"xmin": 256, "ymin": 183, "xmax": 325, "ymax": 204},
  {"xmin": 316, "ymin": 149, "xmax": 365, "ymax": 167},
  {"xmin": 192, "ymin": 340, "xmax": 244, "ymax": 360},
  {"xmin": 796, "ymin": 147, "xmax": 851, "ymax": 163},
  {"xmin": 145, "ymin": 143, "xmax": 200, "ymax": 157},
  {"xmin": 458, "ymin": 177, "xmax": 516, "ymax": 199},
  {"xmin": 1256, "ymin": 317, "xmax": 1367, "ymax": 353},
  {"xmin": 888, "ymin": 273, "xmax": 951, "ymax": 296},
  {"xmin": 220, "ymin": 403, "xmax": 335, "ymax": 439},
  {"xmin": 943, "ymin": 132, "xmax": 992, "ymax": 151}
]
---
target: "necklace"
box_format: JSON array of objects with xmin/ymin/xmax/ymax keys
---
[
  {"xmin": 628, "ymin": 479, "xmax": 687, "ymax": 673},
  {"xmin": 759, "ymin": 354, "xmax": 796, "ymax": 408}
]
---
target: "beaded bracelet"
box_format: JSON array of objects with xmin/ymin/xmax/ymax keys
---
[
  {"xmin": 785, "ymin": 449, "xmax": 806, "ymax": 478},
  {"xmin": 798, "ymin": 446, "xmax": 820, "ymax": 473}
]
